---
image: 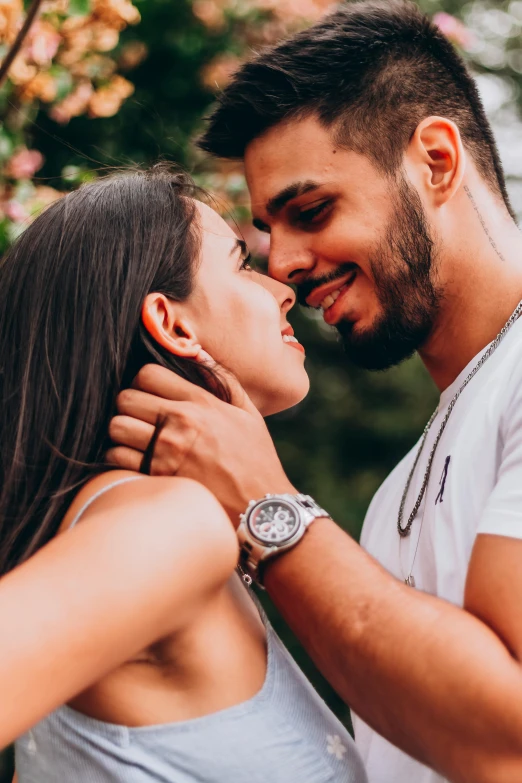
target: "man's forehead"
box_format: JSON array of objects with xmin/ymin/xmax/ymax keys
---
[
  {"xmin": 245, "ymin": 152, "xmax": 338, "ymax": 217},
  {"xmin": 245, "ymin": 113, "xmax": 333, "ymax": 157},
  {"xmin": 245, "ymin": 139, "xmax": 386, "ymax": 222},
  {"xmin": 244, "ymin": 117, "xmax": 352, "ymax": 214}
]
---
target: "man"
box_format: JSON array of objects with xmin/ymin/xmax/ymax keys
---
[{"xmin": 108, "ymin": 2, "xmax": 522, "ymax": 781}]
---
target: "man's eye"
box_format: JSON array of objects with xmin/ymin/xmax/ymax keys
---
[{"xmin": 298, "ymin": 201, "xmax": 331, "ymax": 225}]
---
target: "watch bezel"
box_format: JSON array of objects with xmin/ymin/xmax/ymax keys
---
[{"xmin": 245, "ymin": 496, "xmax": 304, "ymax": 547}]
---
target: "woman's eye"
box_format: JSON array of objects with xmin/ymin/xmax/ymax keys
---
[
  {"xmin": 240, "ymin": 253, "xmax": 253, "ymax": 271},
  {"xmin": 298, "ymin": 201, "xmax": 331, "ymax": 225}
]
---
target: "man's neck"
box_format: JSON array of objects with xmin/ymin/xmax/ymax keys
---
[{"xmin": 419, "ymin": 203, "xmax": 522, "ymax": 393}]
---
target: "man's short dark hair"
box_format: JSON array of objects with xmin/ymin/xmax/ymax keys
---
[{"xmin": 199, "ymin": 0, "xmax": 514, "ymax": 217}]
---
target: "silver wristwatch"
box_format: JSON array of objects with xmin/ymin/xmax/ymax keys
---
[{"xmin": 237, "ymin": 493, "xmax": 331, "ymax": 587}]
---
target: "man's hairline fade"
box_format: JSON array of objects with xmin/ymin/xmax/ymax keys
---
[{"xmin": 198, "ymin": 0, "xmax": 515, "ymax": 221}]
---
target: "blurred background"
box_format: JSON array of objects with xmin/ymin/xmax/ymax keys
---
[{"xmin": 1, "ymin": 0, "xmax": 522, "ymax": 777}]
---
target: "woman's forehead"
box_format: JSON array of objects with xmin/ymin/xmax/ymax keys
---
[{"xmin": 194, "ymin": 199, "xmax": 238, "ymax": 243}]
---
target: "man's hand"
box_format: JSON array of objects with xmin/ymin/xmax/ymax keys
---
[{"xmin": 107, "ymin": 365, "xmax": 296, "ymax": 525}]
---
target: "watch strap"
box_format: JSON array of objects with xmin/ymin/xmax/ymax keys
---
[
  {"xmin": 237, "ymin": 492, "xmax": 331, "ymax": 588},
  {"xmin": 289, "ymin": 493, "xmax": 331, "ymax": 525}
]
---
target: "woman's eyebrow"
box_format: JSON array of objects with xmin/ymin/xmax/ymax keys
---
[{"xmin": 230, "ymin": 238, "xmax": 248, "ymax": 258}]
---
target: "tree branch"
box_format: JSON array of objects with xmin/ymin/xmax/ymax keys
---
[{"xmin": 0, "ymin": 0, "xmax": 45, "ymax": 92}]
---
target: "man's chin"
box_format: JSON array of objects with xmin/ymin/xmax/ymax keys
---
[{"xmin": 336, "ymin": 320, "xmax": 420, "ymax": 371}]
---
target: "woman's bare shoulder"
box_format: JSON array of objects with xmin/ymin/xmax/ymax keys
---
[
  {"xmin": 56, "ymin": 470, "xmax": 240, "ymax": 602},
  {"xmin": 59, "ymin": 470, "xmax": 143, "ymax": 533},
  {"xmin": 60, "ymin": 471, "xmax": 227, "ymax": 537},
  {"xmin": 0, "ymin": 473, "xmax": 237, "ymax": 748}
]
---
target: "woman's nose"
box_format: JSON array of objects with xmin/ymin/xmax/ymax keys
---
[
  {"xmin": 280, "ymin": 283, "xmax": 296, "ymax": 315},
  {"xmin": 264, "ymin": 276, "xmax": 295, "ymax": 314}
]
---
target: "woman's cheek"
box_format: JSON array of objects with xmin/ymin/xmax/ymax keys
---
[
  {"xmin": 197, "ymin": 304, "xmax": 235, "ymax": 361},
  {"xmin": 206, "ymin": 324, "xmax": 248, "ymax": 372},
  {"xmin": 211, "ymin": 292, "xmax": 280, "ymax": 375}
]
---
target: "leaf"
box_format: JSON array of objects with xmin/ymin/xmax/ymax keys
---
[
  {"xmin": 69, "ymin": 0, "xmax": 91, "ymax": 17},
  {"xmin": 49, "ymin": 65, "xmax": 74, "ymax": 102},
  {"xmin": 0, "ymin": 126, "xmax": 13, "ymax": 162},
  {"xmin": 14, "ymin": 180, "xmax": 36, "ymax": 203},
  {"xmin": 0, "ymin": 218, "xmax": 11, "ymax": 256}
]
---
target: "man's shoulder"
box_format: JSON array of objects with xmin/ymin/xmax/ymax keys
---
[
  {"xmin": 486, "ymin": 323, "xmax": 522, "ymax": 419},
  {"xmin": 493, "ymin": 318, "xmax": 522, "ymax": 387}
]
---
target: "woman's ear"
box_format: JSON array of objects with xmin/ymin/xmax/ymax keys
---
[
  {"xmin": 141, "ymin": 293, "xmax": 201, "ymax": 358},
  {"xmin": 405, "ymin": 116, "xmax": 465, "ymax": 207}
]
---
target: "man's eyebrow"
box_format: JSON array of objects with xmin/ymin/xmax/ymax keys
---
[
  {"xmin": 266, "ymin": 180, "xmax": 321, "ymax": 216},
  {"xmin": 252, "ymin": 217, "xmax": 269, "ymax": 232}
]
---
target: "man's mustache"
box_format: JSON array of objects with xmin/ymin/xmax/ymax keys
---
[{"xmin": 295, "ymin": 263, "xmax": 357, "ymax": 308}]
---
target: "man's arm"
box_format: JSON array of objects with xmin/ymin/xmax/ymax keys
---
[
  {"xmin": 264, "ymin": 520, "xmax": 522, "ymax": 783},
  {"xmin": 108, "ymin": 366, "xmax": 522, "ymax": 783}
]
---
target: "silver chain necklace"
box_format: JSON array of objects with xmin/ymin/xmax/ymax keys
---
[{"xmin": 397, "ymin": 299, "xmax": 522, "ymax": 549}]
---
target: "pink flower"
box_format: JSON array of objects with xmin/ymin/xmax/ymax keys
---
[
  {"xmin": 251, "ymin": 0, "xmax": 334, "ymax": 23},
  {"xmin": 192, "ymin": 0, "xmax": 225, "ymax": 30},
  {"xmin": 433, "ymin": 12, "xmax": 475, "ymax": 51},
  {"xmin": 4, "ymin": 200, "xmax": 29, "ymax": 222},
  {"xmin": 5, "ymin": 148, "xmax": 44, "ymax": 179},
  {"xmin": 26, "ymin": 22, "xmax": 61, "ymax": 66},
  {"xmin": 50, "ymin": 82, "xmax": 93, "ymax": 124},
  {"xmin": 200, "ymin": 54, "xmax": 241, "ymax": 90}
]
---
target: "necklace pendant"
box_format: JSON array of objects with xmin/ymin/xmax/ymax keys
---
[{"xmin": 405, "ymin": 574, "xmax": 416, "ymax": 588}]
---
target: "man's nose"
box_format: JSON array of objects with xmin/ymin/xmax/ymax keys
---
[{"xmin": 268, "ymin": 234, "xmax": 314, "ymax": 284}]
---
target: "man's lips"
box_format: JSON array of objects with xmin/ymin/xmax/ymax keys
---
[
  {"xmin": 305, "ymin": 269, "xmax": 357, "ymax": 309},
  {"xmin": 322, "ymin": 277, "xmax": 357, "ymax": 325}
]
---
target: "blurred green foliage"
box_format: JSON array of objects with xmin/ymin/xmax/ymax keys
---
[{"xmin": 2, "ymin": 0, "xmax": 522, "ymax": 776}]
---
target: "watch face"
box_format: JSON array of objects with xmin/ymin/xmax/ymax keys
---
[{"xmin": 247, "ymin": 498, "xmax": 301, "ymax": 545}]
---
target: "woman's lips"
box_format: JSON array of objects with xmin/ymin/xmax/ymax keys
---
[
  {"xmin": 285, "ymin": 340, "xmax": 305, "ymax": 354},
  {"xmin": 283, "ymin": 337, "xmax": 305, "ymax": 354},
  {"xmin": 282, "ymin": 327, "xmax": 305, "ymax": 355}
]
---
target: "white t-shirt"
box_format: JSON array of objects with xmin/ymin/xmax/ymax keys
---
[{"xmin": 353, "ymin": 314, "xmax": 522, "ymax": 783}]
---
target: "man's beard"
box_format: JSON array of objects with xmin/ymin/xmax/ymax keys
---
[{"xmin": 299, "ymin": 176, "xmax": 442, "ymax": 371}]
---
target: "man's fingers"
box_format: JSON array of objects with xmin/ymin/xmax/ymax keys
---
[
  {"xmin": 109, "ymin": 415, "xmax": 155, "ymax": 452},
  {"xmin": 106, "ymin": 446, "xmax": 143, "ymax": 472},
  {"xmin": 132, "ymin": 365, "xmax": 206, "ymax": 403},
  {"xmin": 116, "ymin": 388, "xmax": 174, "ymax": 425},
  {"xmin": 133, "ymin": 364, "xmax": 258, "ymax": 415}
]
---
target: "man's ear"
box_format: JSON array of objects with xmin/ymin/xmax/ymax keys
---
[
  {"xmin": 141, "ymin": 293, "xmax": 201, "ymax": 358},
  {"xmin": 404, "ymin": 116, "xmax": 465, "ymax": 207}
]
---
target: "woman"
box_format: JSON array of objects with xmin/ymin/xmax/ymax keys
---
[{"xmin": 0, "ymin": 165, "xmax": 367, "ymax": 783}]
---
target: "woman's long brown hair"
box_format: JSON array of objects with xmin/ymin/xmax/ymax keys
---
[{"xmin": 0, "ymin": 164, "xmax": 229, "ymax": 576}]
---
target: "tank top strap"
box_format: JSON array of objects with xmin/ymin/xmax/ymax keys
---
[
  {"xmin": 68, "ymin": 475, "xmax": 146, "ymax": 530},
  {"xmin": 246, "ymin": 585, "xmax": 270, "ymax": 627}
]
